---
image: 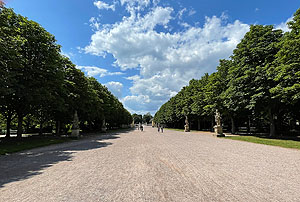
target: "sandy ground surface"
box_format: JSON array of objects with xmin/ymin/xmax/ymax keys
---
[{"xmin": 1, "ymin": 126, "xmax": 300, "ymax": 202}]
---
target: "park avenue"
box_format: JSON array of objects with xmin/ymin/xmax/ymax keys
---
[{"xmin": 1, "ymin": 126, "xmax": 300, "ymax": 202}]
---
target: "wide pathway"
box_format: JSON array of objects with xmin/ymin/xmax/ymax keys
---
[{"xmin": 1, "ymin": 126, "xmax": 300, "ymax": 202}]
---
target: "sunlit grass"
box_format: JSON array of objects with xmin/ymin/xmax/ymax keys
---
[
  {"xmin": 224, "ymin": 136, "xmax": 300, "ymax": 150},
  {"xmin": 165, "ymin": 128, "xmax": 199, "ymax": 132}
]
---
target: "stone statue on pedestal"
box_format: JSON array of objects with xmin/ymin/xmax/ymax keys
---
[
  {"xmin": 101, "ymin": 119, "xmax": 107, "ymax": 132},
  {"xmin": 214, "ymin": 109, "xmax": 224, "ymax": 137},
  {"xmin": 71, "ymin": 110, "xmax": 80, "ymax": 137},
  {"xmin": 184, "ymin": 115, "xmax": 190, "ymax": 132}
]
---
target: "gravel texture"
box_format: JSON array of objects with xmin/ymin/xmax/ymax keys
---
[{"xmin": 1, "ymin": 126, "xmax": 300, "ymax": 202}]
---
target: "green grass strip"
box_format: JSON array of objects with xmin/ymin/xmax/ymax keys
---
[
  {"xmin": 224, "ymin": 136, "xmax": 300, "ymax": 150},
  {"xmin": 0, "ymin": 137, "xmax": 70, "ymax": 155}
]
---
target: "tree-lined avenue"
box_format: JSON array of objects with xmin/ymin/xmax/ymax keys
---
[{"xmin": 1, "ymin": 127, "xmax": 300, "ymax": 201}]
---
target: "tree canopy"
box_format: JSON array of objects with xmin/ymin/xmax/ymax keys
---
[
  {"xmin": 0, "ymin": 7, "xmax": 132, "ymax": 138},
  {"xmin": 154, "ymin": 9, "xmax": 300, "ymax": 136}
]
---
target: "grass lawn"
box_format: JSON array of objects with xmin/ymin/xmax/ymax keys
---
[
  {"xmin": 0, "ymin": 136, "xmax": 70, "ymax": 155},
  {"xmin": 224, "ymin": 136, "xmax": 300, "ymax": 150},
  {"xmin": 0, "ymin": 128, "xmax": 134, "ymax": 155},
  {"xmin": 165, "ymin": 128, "xmax": 199, "ymax": 132}
]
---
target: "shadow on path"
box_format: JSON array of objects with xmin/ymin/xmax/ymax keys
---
[{"xmin": 0, "ymin": 133, "xmax": 122, "ymax": 188}]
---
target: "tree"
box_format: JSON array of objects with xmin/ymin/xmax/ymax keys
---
[
  {"xmin": 224, "ymin": 25, "xmax": 282, "ymax": 136},
  {"xmin": 271, "ymin": 8, "xmax": 300, "ymax": 121},
  {"xmin": 132, "ymin": 114, "xmax": 142, "ymax": 124},
  {"xmin": 143, "ymin": 113, "xmax": 153, "ymax": 124},
  {"xmin": 0, "ymin": 7, "xmax": 24, "ymax": 137},
  {"xmin": 0, "ymin": 7, "xmax": 132, "ymax": 138}
]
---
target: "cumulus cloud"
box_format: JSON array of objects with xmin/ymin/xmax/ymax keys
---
[
  {"xmin": 94, "ymin": 1, "xmax": 116, "ymax": 11},
  {"xmin": 275, "ymin": 16, "xmax": 293, "ymax": 32},
  {"xmin": 77, "ymin": 65, "xmax": 124, "ymax": 77},
  {"xmin": 85, "ymin": 1, "xmax": 251, "ymax": 114},
  {"xmin": 105, "ymin": 81, "xmax": 123, "ymax": 98},
  {"xmin": 121, "ymin": 94, "xmax": 161, "ymax": 115}
]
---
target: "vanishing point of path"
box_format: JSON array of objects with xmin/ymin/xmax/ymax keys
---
[{"xmin": 1, "ymin": 126, "xmax": 300, "ymax": 202}]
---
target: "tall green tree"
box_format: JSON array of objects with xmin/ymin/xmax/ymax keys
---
[
  {"xmin": 143, "ymin": 113, "xmax": 153, "ymax": 124},
  {"xmin": 0, "ymin": 7, "xmax": 24, "ymax": 137},
  {"xmin": 132, "ymin": 114, "xmax": 142, "ymax": 124},
  {"xmin": 271, "ymin": 8, "xmax": 300, "ymax": 121},
  {"xmin": 224, "ymin": 25, "xmax": 282, "ymax": 136},
  {"xmin": 0, "ymin": 8, "xmax": 63, "ymax": 138}
]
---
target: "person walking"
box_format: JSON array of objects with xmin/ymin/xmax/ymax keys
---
[
  {"xmin": 157, "ymin": 124, "xmax": 160, "ymax": 132},
  {"xmin": 161, "ymin": 125, "xmax": 164, "ymax": 133}
]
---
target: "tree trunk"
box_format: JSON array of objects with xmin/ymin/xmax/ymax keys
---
[
  {"xmin": 39, "ymin": 122, "xmax": 43, "ymax": 136},
  {"xmin": 231, "ymin": 117, "xmax": 236, "ymax": 134},
  {"xmin": 211, "ymin": 117, "xmax": 214, "ymax": 132},
  {"xmin": 197, "ymin": 119, "xmax": 201, "ymax": 131},
  {"xmin": 269, "ymin": 108, "xmax": 276, "ymax": 137},
  {"xmin": 17, "ymin": 114, "xmax": 23, "ymax": 139},
  {"xmin": 5, "ymin": 114, "xmax": 12, "ymax": 138},
  {"xmin": 56, "ymin": 120, "xmax": 61, "ymax": 136}
]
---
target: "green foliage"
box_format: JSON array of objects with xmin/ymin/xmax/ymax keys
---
[
  {"xmin": 132, "ymin": 114, "xmax": 142, "ymax": 124},
  {"xmin": 155, "ymin": 15, "xmax": 299, "ymax": 136},
  {"xmin": 0, "ymin": 7, "xmax": 132, "ymax": 138},
  {"xmin": 271, "ymin": 8, "xmax": 300, "ymax": 107},
  {"xmin": 143, "ymin": 112, "xmax": 153, "ymax": 124}
]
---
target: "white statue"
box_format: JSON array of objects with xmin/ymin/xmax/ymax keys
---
[
  {"xmin": 214, "ymin": 109, "xmax": 224, "ymax": 137},
  {"xmin": 215, "ymin": 109, "xmax": 221, "ymax": 126}
]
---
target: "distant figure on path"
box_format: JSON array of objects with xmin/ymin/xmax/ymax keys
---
[
  {"xmin": 161, "ymin": 125, "xmax": 164, "ymax": 133},
  {"xmin": 140, "ymin": 125, "xmax": 143, "ymax": 131},
  {"xmin": 158, "ymin": 124, "xmax": 160, "ymax": 132}
]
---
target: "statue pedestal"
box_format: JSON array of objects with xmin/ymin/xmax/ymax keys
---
[
  {"xmin": 214, "ymin": 125, "xmax": 225, "ymax": 137},
  {"xmin": 101, "ymin": 127, "xmax": 107, "ymax": 132},
  {"xmin": 71, "ymin": 129, "xmax": 80, "ymax": 138},
  {"xmin": 184, "ymin": 124, "xmax": 190, "ymax": 132}
]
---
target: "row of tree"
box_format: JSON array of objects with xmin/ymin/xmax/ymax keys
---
[
  {"xmin": 0, "ymin": 7, "xmax": 132, "ymax": 138},
  {"xmin": 154, "ymin": 9, "xmax": 300, "ymax": 136},
  {"xmin": 132, "ymin": 113, "xmax": 153, "ymax": 124}
]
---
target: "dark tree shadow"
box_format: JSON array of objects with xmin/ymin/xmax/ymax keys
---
[{"xmin": 0, "ymin": 133, "xmax": 122, "ymax": 188}]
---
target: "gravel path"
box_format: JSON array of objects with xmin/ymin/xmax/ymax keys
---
[{"xmin": 1, "ymin": 126, "xmax": 300, "ymax": 202}]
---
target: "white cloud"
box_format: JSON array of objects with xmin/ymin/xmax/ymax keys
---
[
  {"xmin": 126, "ymin": 75, "xmax": 140, "ymax": 81},
  {"xmin": 178, "ymin": 8, "xmax": 195, "ymax": 19},
  {"xmin": 120, "ymin": 0, "xmax": 150, "ymax": 11},
  {"xmin": 89, "ymin": 17, "xmax": 101, "ymax": 30},
  {"xmin": 121, "ymin": 94, "xmax": 159, "ymax": 115},
  {"xmin": 178, "ymin": 8, "xmax": 187, "ymax": 20},
  {"xmin": 94, "ymin": 1, "xmax": 115, "ymax": 11},
  {"xmin": 85, "ymin": 2, "xmax": 251, "ymax": 114},
  {"xmin": 61, "ymin": 50, "xmax": 74, "ymax": 59},
  {"xmin": 275, "ymin": 16, "xmax": 293, "ymax": 32},
  {"xmin": 105, "ymin": 81, "xmax": 123, "ymax": 98},
  {"xmin": 188, "ymin": 9, "xmax": 196, "ymax": 16},
  {"xmin": 76, "ymin": 65, "xmax": 124, "ymax": 77}
]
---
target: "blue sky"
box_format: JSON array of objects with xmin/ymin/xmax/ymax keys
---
[{"xmin": 5, "ymin": 0, "xmax": 300, "ymax": 115}]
